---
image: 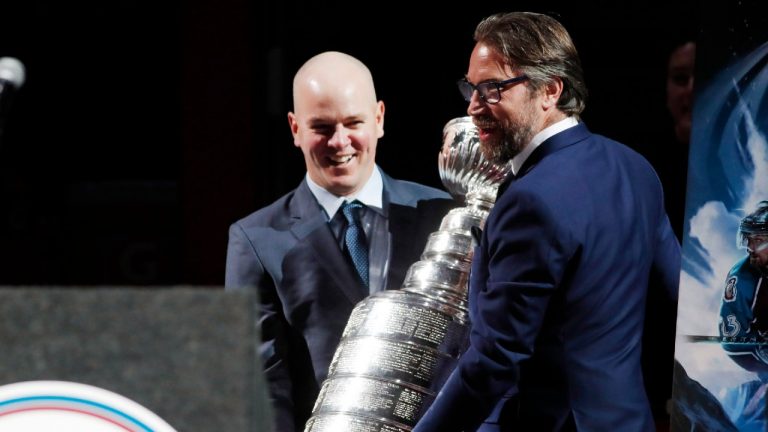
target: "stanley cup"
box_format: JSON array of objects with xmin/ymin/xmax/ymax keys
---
[{"xmin": 304, "ymin": 117, "xmax": 511, "ymax": 432}]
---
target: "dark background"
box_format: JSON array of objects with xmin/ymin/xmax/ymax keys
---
[{"xmin": 0, "ymin": 0, "xmax": 701, "ymax": 285}]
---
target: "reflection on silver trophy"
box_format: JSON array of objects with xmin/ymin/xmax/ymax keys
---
[{"xmin": 304, "ymin": 117, "xmax": 511, "ymax": 432}]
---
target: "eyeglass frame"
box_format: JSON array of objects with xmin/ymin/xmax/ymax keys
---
[{"xmin": 457, "ymin": 75, "xmax": 530, "ymax": 104}]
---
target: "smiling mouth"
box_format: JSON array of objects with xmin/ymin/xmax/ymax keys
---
[
  {"xmin": 473, "ymin": 118, "xmax": 497, "ymax": 134},
  {"xmin": 479, "ymin": 126, "xmax": 495, "ymax": 134},
  {"xmin": 328, "ymin": 154, "xmax": 355, "ymax": 166},
  {"xmin": 475, "ymin": 124, "xmax": 497, "ymax": 140}
]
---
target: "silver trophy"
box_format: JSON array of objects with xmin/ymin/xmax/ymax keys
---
[{"xmin": 304, "ymin": 117, "xmax": 511, "ymax": 432}]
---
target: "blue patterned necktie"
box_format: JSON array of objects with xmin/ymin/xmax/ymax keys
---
[{"xmin": 341, "ymin": 200, "xmax": 369, "ymax": 287}]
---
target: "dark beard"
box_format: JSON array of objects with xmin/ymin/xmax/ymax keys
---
[{"xmin": 480, "ymin": 123, "xmax": 535, "ymax": 165}]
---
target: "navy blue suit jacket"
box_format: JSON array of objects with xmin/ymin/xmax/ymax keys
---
[
  {"xmin": 225, "ymin": 171, "xmax": 454, "ymax": 432},
  {"xmin": 414, "ymin": 123, "xmax": 681, "ymax": 432}
]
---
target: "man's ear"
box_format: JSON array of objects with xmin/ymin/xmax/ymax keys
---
[
  {"xmin": 375, "ymin": 101, "xmax": 385, "ymax": 139},
  {"xmin": 542, "ymin": 77, "xmax": 563, "ymax": 111},
  {"xmin": 288, "ymin": 112, "xmax": 300, "ymax": 147}
]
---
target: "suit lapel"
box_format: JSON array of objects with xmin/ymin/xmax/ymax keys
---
[
  {"xmin": 383, "ymin": 174, "xmax": 424, "ymax": 291},
  {"xmin": 387, "ymin": 204, "xmax": 421, "ymax": 290},
  {"xmin": 289, "ymin": 181, "xmax": 366, "ymax": 305}
]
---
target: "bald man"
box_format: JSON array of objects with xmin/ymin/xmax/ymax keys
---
[{"xmin": 225, "ymin": 51, "xmax": 454, "ymax": 431}]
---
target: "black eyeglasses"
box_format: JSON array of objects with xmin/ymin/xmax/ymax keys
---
[{"xmin": 457, "ymin": 75, "xmax": 529, "ymax": 104}]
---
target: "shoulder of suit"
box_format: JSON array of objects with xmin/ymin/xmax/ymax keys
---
[
  {"xmin": 598, "ymin": 135, "xmax": 664, "ymax": 191},
  {"xmin": 588, "ymin": 132, "xmax": 654, "ymax": 165},
  {"xmin": 231, "ymin": 187, "xmax": 301, "ymax": 229},
  {"xmin": 384, "ymin": 176, "xmax": 452, "ymax": 206}
]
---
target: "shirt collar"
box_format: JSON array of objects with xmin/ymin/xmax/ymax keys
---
[
  {"xmin": 306, "ymin": 165, "xmax": 384, "ymax": 221},
  {"xmin": 510, "ymin": 116, "xmax": 579, "ymax": 176}
]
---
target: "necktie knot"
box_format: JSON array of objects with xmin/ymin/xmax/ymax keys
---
[
  {"xmin": 342, "ymin": 200, "xmax": 365, "ymax": 224},
  {"xmin": 341, "ymin": 200, "xmax": 369, "ymax": 288}
]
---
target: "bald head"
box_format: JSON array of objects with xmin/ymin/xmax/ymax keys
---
[
  {"xmin": 292, "ymin": 51, "xmax": 378, "ymax": 113},
  {"xmin": 287, "ymin": 51, "xmax": 385, "ymax": 196}
]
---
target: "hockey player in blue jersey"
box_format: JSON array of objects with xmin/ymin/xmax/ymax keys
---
[{"xmin": 719, "ymin": 200, "xmax": 768, "ymax": 430}]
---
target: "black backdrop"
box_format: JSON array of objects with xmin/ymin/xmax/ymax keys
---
[{"xmin": 0, "ymin": 1, "xmax": 699, "ymax": 285}]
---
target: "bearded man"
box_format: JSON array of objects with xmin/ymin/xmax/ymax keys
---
[{"xmin": 414, "ymin": 12, "xmax": 681, "ymax": 432}]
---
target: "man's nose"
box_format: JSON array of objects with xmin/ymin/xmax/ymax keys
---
[
  {"xmin": 328, "ymin": 126, "xmax": 351, "ymax": 148},
  {"xmin": 467, "ymin": 91, "xmax": 486, "ymax": 116}
]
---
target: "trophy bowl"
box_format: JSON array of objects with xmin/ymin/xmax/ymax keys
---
[{"xmin": 439, "ymin": 116, "xmax": 511, "ymax": 201}]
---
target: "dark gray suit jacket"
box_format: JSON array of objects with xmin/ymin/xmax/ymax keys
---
[{"xmin": 225, "ymin": 171, "xmax": 454, "ymax": 431}]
